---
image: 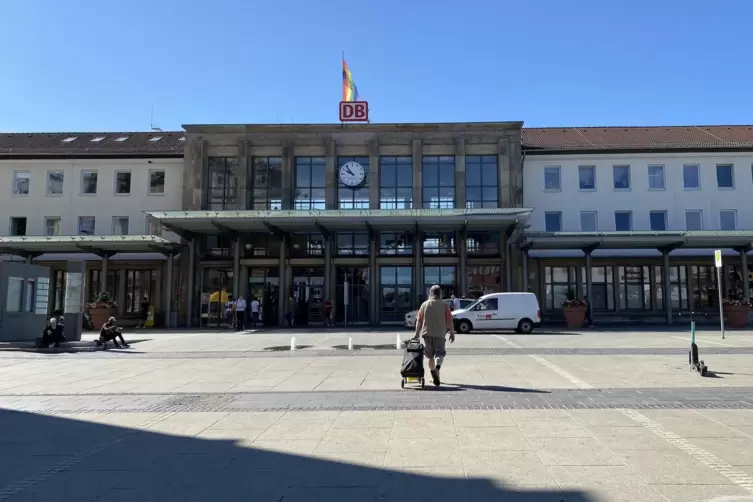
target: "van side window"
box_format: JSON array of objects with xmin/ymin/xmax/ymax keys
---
[{"xmin": 476, "ymin": 298, "xmax": 498, "ymax": 310}]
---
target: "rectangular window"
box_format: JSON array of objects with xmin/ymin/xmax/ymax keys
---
[
  {"xmin": 467, "ymin": 265, "xmax": 501, "ymax": 298},
  {"xmin": 294, "ymin": 157, "xmax": 326, "ymax": 210},
  {"xmin": 720, "ymin": 210, "xmax": 737, "ymax": 231},
  {"xmin": 656, "ymin": 265, "xmax": 689, "ymax": 310},
  {"xmin": 691, "ymin": 265, "xmax": 719, "ymax": 309},
  {"xmin": 543, "ymin": 166, "xmax": 561, "ymax": 191},
  {"xmin": 6, "ymin": 277, "xmax": 23, "ymax": 312},
  {"xmin": 578, "ymin": 166, "xmax": 595, "ymax": 190},
  {"xmin": 80, "ymin": 170, "xmax": 98, "ymax": 194},
  {"xmin": 649, "ymin": 210, "xmax": 667, "ymax": 231},
  {"xmin": 206, "ymin": 157, "xmax": 239, "ymax": 210},
  {"xmin": 124, "ymin": 269, "xmax": 156, "ymax": 313},
  {"xmin": 716, "ymin": 164, "xmax": 734, "ymax": 188},
  {"xmin": 112, "ymin": 217, "xmax": 129, "ymax": 235},
  {"xmin": 543, "ymin": 266, "xmax": 577, "ymax": 310},
  {"xmin": 422, "ymin": 232, "xmax": 456, "ymax": 255},
  {"xmin": 613, "ymin": 165, "xmax": 631, "ymax": 190},
  {"xmin": 201, "ymin": 235, "xmax": 234, "ymax": 259},
  {"xmin": 580, "ymin": 266, "xmax": 615, "ymax": 311},
  {"xmin": 544, "ymin": 212, "xmax": 562, "ymax": 232},
  {"xmin": 114, "ymin": 171, "xmax": 131, "ymax": 194},
  {"xmin": 242, "ymin": 233, "xmax": 282, "ymax": 258},
  {"xmin": 10, "ymin": 217, "xmax": 26, "ymax": 236},
  {"xmin": 422, "ymin": 156, "xmax": 455, "ymax": 209},
  {"xmin": 289, "ymin": 232, "xmax": 325, "ymax": 257},
  {"xmin": 580, "ymin": 211, "xmax": 597, "ymax": 232},
  {"xmin": 379, "ymin": 156, "xmax": 413, "ymax": 209},
  {"xmin": 78, "ymin": 216, "xmax": 95, "ymax": 235},
  {"xmin": 251, "ymin": 157, "xmax": 283, "ymax": 209},
  {"xmin": 12, "ymin": 171, "xmax": 30, "ymax": 196},
  {"xmin": 336, "ymin": 232, "xmax": 369, "ymax": 256},
  {"xmin": 25, "ymin": 279, "xmax": 35, "ymax": 313},
  {"xmin": 44, "ymin": 217, "xmax": 61, "ymax": 236},
  {"xmin": 683, "ymin": 164, "xmax": 700, "ymax": 189},
  {"xmin": 648, "ymin": 165, "xmax": 665, "ymax": 190},
  {"xmin": 466, "ymin": 155, "xmax": 499, "ymax": 208},
  {"xmin": 685, "ymin": 210, "xmax": 703, "ymax": 230},
  {"xmin": 466, "ymin": 231, "xmax": 500, "ymax": 256},
  {"xmin": 618, "ymin": 266, "xmax": 651, "ymax": 310},
  {"xmin": 337, "ymin": 156, "xmax": 370, "ymax": 209},
  {"xmin": 614, "ymin": 211, "xmax": 632, "ymax": 231},
  {"xmin": 379, "ymin": 232, "xmax": 413, "ymax": 255},
  {"xmin": 146, "ymin": 215, "xmax": 161, "ymax": 236},
  {"xmin": 46, "ymin": 171, "xmax": 64, "ymax": 196},
  {"xmin": 148, "ymin": 169, "xmax": 165, "ymax": 194}
]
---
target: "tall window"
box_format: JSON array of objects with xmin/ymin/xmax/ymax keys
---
[
  {"xmin": 379, "ymin": 232, "xmax": 413, "ymax": 255},
  {"xmin": 580, "ymin": 211, "xmax": 597, "ymax": 232},
  {"xmin": 149, "ymin": 170, "xmax": 165, "ymax": 194},
  {"xmin": 466, "ymin": 155, "xmax": 498, "ymax": 208},
  {"xmin": 115, "ymin": 171, "xmax": 131, "ymax": 194},
  {"xmin": 289, "ymin": 232, "xmax": 325, "ymax": 257},
  {"xmin": 337, "ymin": 156, "xmax": 369, "ymax": 209},
  {"xmin": 544, "ymin": 266, "xmax": 577, "ymax": 310},
  {"xmin": 44, "ymin": 217, "xmax": 60, "ymax": 236},
  {"xmin": 422, "ymin": 156, "xmax": 455, "ymax": 209},
  {"xmin": 578, "ymin": 166, "xmax": 595, "ymax": 190},
  {"xmin": 716, "ymin": 164, "xmax": 734, "ymax": 188},
  {"xmin": 614, "ymin": 211, "xmax": 632, "ymax": 231},
  {"xmin": 656, "ymin": 266, "xmax": 688, "ymax": 310},
  {"xmin": 649, "ymin": 211, "xmax": 667, "ymax": 231},
  {"xmin": 648, "ymin": 165, "xmax": 665, "ymax": 190},
  {"xmin": 613, "ymin": 165, "xmax": 631, "ymax": 190},
  {"xmin": 294, "ymin": 157, "xmax": 326, "ymax": 210},
  {"xmin": 81, "ymin": 171, "xmax": 98, "ymax": 195},
  {"xmin": 466, "ymin": 232, "xmax": 500, "ymax": 256},
  {"xmin": 78, "ymin": 216, "xmax": 95, "ymax": 235},
  {"xmin": 544, "ymin": 212, "xmax": 562, "ymax": 232},
  {"xmin": 467, "ymin": 265, "xmax": 501, "ymax": 298},
  {"xmin": 618, "ymin": 266, "xmax": 651, "ymax": 310},
  {"xmin": 125, "ymin": 270, "xmax": 157, "ymax": 313},
  {"xmin": 422, "ymin": 232, "xmax": 456, "ymax": 255},
  {"xmin": 685, "ymin": 210, "xmax": 703, "ymax": 230},
  {"xmin": 112, "ymin": 217, "xmax": 129, "ymax": 235},
  {"xmin": 581, "ymin": 266, "xmax": 615, "ymax": 311},
  {"xmin": 683, "ymin": 164, "xmax": 700, "ymax": 189},
  {"xmin": 12, "ymin": 171, "xmax": 30, "ymax": 196},
  {"xmin": 691, "ymin": 265, "xmax": 719, "ymax": 309},
  {"xmin": 206, "ymin": 157, "xmax": 239, "ymax": 210},
  {"xmin": 47, "ymin": 171, "xmax": 64, "ymax": 196},
  {"xmin": 251, "ymin": 157, "xmax": 283, "ymax": 209},
  {"xmin": 336, "ymin": 232, "xmax": 369, "ymax": 256},
  {"xmin": 544, "ymin": 166, "xmax": 561, "ymax": 191},
  {"xmin": 10, "ymin": 217, "xmax": 26, "ymax": 236},
  {"xmin": 379, "ymin": 156, "xmax": 412, "ymax": 209},
  {"xmin": 720, "ymin": 210, "xmax": 737, "ymax": 230}
]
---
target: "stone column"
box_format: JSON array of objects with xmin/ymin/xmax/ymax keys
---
[
  {"xmin": 412, "ymin": 140, "xmax": 422, "ymax": 209},
  {"xmin": 186, "ymin": 238, "xmax": 195, "ymax": 327},
  {"xmin": 498, "ymin": 138, "xmax": 511, "ymax": 207},
  {"xmin": 662, "ymin": 249, "xmax": 672, "ymax": 324},
  {"xmin": 458, "ymin": 229, "xmax": 467, "ymax": 296},
  {"xmin": 509, "ymin": 134, "xmax": 524, "ymax": 207},
  {"xmin": 324, "ymin": 236, "xmax": 332, "ymax": 301},
  {"xmin": 368, "ymin": 139, "xmax": 380, "ymax": 209},
  {"xmin": 369, "ymin": 235, "xmax": 378, "ymax": 324},
  {"xmin": 325, "ymin": 140, "xmax": 337, "ymax": 209},
  {"xmin": 233, "ymin": 239, "xmax": 241, "ymax": 298},
  {"xmin": 413, "ymin": 232, "xmax": 424, "ymax": 308},
  {"xmin": 585, "ymin": 251, "xmax": 593, "ymax": 309},
  {"xmin": 454, "ymin": 138, "xmax": 466, "ymax": 209},
  {"xmin": 101, "ymin": 255, "xmax": 109, "ymax": 295},
  {"xmin": 237, "ymin": 139, "xmax": 250, "ymax": 209},
  {"xmin": 281, "ymin": 142, "xmax": 293, "ymax": 210},
  {"xmin": 522, "ymin": 249, "xmax": 530, "ymax": 291},
  {"xmin": 165, "ymin": 254, "xmax": 174, "ymax": 328},
  {"xmin": 741, "ymin": 248, "xmax": 750, "ymax": 301},
  {"xmin": 278, "ymin": 236, "xmax": 287, "ymax": 326}
]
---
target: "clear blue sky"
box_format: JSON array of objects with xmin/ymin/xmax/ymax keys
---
[{"xmin": 1, "ymin": 0, "xmax": 751, "ymax": 132}]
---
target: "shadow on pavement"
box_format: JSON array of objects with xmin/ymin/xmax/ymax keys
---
[
  {"xmin": 442, "ymin": 384, "xmax": 550, "ymax": 394},
  {"xmin": 0, "ymin": 408, "xmax": 594, "ymax": 501}
]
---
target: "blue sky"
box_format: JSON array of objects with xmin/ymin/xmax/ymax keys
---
[{"xmin": 1, "ymin": 0, "xmax": 751, "ymax": 131}]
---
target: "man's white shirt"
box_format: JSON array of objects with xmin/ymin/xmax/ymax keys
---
[
  {"xmin": 235, "ymin": 298, "xmax": 247, "ymax": 312},
  {"xmin": 250, "ymin": 300, "xmax": 260, "ymax": 313}
]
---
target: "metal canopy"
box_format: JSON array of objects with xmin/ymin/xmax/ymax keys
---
[
  {"xmin": 0, "ymin": 235, "xmax": 182, "ymax": 256},
  {"xmin": 520, "ymin": 231, "xmax": 753, "ymax": 251},
  {"xmin": 146, "ymin": 208, "xmax": 534, "ymax": 236}
]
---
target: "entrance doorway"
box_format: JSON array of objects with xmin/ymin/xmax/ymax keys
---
[
  {"xmin": 291, "ymin": 267, "xmax": 324, "ymax": 325},
  {"xmin": 335, "ymin": 267, "xmax": 370, "ymax": 324},
  {"xmin": 423, "ymin": 266, "xmax": 457, "ymax": 300},
  {"xmin": 200, "ymin": 268, "xmax": 232, "ymax": 328},
  {"xmin": 380, "ymin": 266, "xmax": 413, "ymax": 322},
  {"xmin": 248, "ymin": 267, "xmax": 280, "ymax": 326}
]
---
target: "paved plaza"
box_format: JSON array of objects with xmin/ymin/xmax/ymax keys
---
[{"xmin": 2, "ymin": 328, "xmax": 753, "ymax": 500}]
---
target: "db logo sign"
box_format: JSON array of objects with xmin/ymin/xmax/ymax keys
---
[{"xmin": 339, "ymin": 101, "xmax": 369, "ymax": 122}]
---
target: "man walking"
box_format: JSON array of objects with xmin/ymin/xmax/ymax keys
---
[
  {"xmin": 235, "ymin": 295, "xmax": 247, "ymax": 331},
  {"xmin": 250, "ymin": 296, "xmax": 260, "ymax": 328},
  {"xmin": 413, "ymin": 285, "xmax": 456, "ymax": 386}
]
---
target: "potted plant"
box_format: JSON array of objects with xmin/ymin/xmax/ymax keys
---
[
  {"xmin": 562, "ymin": 288, "xmax": 588, "ymax": 328},
  {"xmin": 87, "ymin": 292, "xmax": 118, "ymax": 329},
  {"xmin": 722, "ymin": 296, "xmax": 751, "ymax": 329}
]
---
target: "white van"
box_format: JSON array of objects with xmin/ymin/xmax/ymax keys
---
[{"xmin": 452, "ymin": 292, "xmax": 541, "ymax": 334}]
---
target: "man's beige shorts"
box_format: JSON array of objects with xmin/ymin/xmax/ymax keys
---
[{"xmin": 423, "ymin": 336, "xmax": 446, "ymax": 359}]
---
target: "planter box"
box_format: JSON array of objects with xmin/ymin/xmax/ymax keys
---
[
  {"xmin": 723, "ymin": 304, "xmax": 750, "ymax": 329},
  {"xmin": 89, "ymin": 307, "xmax": 118, "ymax": 330},
  {"xmin": 562, "ymin": 305, "xmax": 587, "ymax": 329}
]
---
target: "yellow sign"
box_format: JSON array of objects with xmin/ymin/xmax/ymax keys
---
[
  {"xmin": 145, "ymin": 306, "xmax": 155, "ymax": 328},
  {"xmin": 714, "ymin": 250, "xmax": 722, "ymax": 268}
]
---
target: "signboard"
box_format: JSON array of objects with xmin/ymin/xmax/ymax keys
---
[
  {"xmin": 339, "ymin": 101, "xmax": 369, "ymax": 122},
  {"xmin": 714, "ymin": 249, "xmax": 722, "ymax": 268}
]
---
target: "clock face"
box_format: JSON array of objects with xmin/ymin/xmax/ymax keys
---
[{"xmin": 339, "ymin": 161, "xmax": 366, "ymax": 187}]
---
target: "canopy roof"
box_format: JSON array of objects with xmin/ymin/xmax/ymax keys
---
[
  {"xmin": 0, "ymin": 235, "xmax": 182, "ymax": 257},
  {"xmin": 145, "ymin": 208, "xmax": 534, "ymax": 237},
  {"xmin": 520, "ymin": 231, "xmax": 753, "ymax": 251}
]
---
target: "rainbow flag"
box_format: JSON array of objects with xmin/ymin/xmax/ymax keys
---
[{"xmin": 341, "ymin": 58, "xmax": 360, "ymax": 102}]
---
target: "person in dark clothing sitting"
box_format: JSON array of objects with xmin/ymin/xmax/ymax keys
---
[
  {"xmin": 98, "ymin": 317, "xmax": 129, "ymax": 349},
  {"xmin": 41, "ymin": 317, "xmax": 66, "ymax": 348}
]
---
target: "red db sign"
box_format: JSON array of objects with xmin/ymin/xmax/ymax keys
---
[{"xmin": 339, "ymin": 101, "xmax": 369, "ymax": 122}]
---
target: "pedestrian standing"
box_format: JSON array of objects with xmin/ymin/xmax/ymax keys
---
[
  {"xmin": 287, "ymin": 297, "xmax": 296, "ymax": 328},
  {"xmin": 137, "ymin": 296, "xmax": 150, "ymax": 329},
  {"xmin": 235, "ymin": 295, "xmax": 247, "ymax": 331},
  {"xmin": 225, "ymin": 295, "xmax": 234, "ymax": 330},
  {"xmin": 250, "ymin": 297, "xmax": 260, "ymax": 328},
  {"xmin": 451, "ymin": 295, "xmax": 460, "ymax": 311},
  {"xmin": 323, "ymin": 299, "xmax": 333, "ymax": 326}
]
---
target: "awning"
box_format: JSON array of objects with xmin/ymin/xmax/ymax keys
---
[
  {"xmin": 520, "ymin": 231, "xmax": 753, "ymax": 251},
  {"xmin": 0, "ymin": 235, "xmax": 183, "ymax": 257},
  {"xmin": 145, "ymin": 208, "xmax": 534, "ymax": 237}
]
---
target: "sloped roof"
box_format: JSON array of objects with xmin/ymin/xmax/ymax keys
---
[
  {"xmin": 521, "ymin": 125, "xmax": 753, "ymax": 153},
  {"xmin": 0, "ymin": 132, "xmax": 185, "ymax": 156}
]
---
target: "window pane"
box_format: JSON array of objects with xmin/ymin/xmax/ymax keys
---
[
  {"xmin": 466, "ymin": 162, "xmax": 482, "ymax": 186},
  {"xmin": 648, "ymin": 165, "xmax": 665, "ymax": 189},
  {"xmin": 82, "ymin": 171, "xmax": 98, "ymax": 194},
  {"xmin": 13, "ymin": 172, "xmax": 30, "ymax": 195},
  {"xmin": 115, "ymin": 172, "xmax": 131, "ymax": 194},
  {"xmin": 149, "ymin": 171, "xmax": 165, "ymax": 193},
  {"xmin": 78, "ymin": 217, "xmax": 95, "ymax": 235},
  {"xmin": 615, "ymin": 212, "xmax": 632, "ymax": 231},
  {"xmin": 544, "ymin": 167, "xmax": 560, "ymax": 190},
  {"xmin": 720, "ymin": 211, "xmax": 737, "ymax": 230},
  {"xmin": 683, "ymin": 165, "xmax": 700, "ymax": 188},
  {"xmin": 579, "ymin": 167, "xmax": 595, "ymax": 190},
  {"xmin": 47, "ymin": 171, "xmax": 64, "ymax": 195},
  {"xmin": 650, "ymin": 212, "xmax": 667, "ymax": 231},
  {"xmin": 613, "ymin": 166, "xmax": 630, "ymax": 189},
  {"xmin": 716, "ymin": 165, "xmax": 734, "ymax": 188},
  {"xmin": 544, "ymin": 212, "xmax": 561, "ymax": 232},
  {"xmin": 580, "ymin": 212, "xmax": 597, "ymax": 231},
  {"xmin": 685, "ymin": 211, "xmax": 702, "ymax": 230},
  {"xmin": 6, "ymin": 277, "xmax": 23, "ymax": 312}
]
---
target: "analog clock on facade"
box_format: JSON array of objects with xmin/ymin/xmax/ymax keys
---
[{"xmin": 339, "ymin": 161, "xmax": 366, "ymax": 187}]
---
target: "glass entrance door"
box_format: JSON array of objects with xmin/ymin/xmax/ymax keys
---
[
  {"xmin": 380, "ymin": 266, "xmax": 413, "ymax": 322},
  {"xmin": 335, "ymin": 267, "xmax": 370, "ymax": 323},
  {"xmin": 291, "ymin": 267, "xmax": 324, "ymax": 325},
  {"xmin": 248, "ymin": 267, "xmax": 280, "ymax": 326}
]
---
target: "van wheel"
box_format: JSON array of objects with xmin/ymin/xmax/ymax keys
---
[
  {"xmin": 517, "ymin": 319, "xmax": 534, "ymax": 334},
  {"xmin": 457, "ymin": 320, "xmax": 472, "ymax": 334}
]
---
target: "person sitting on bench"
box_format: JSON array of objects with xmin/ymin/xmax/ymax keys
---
[
  {"xmin": 98, "ymin": 317, "xmax": 129, "ymax": 348},
  {"xmin": 41, "ymin": 317, "xmax": 66, "ymax": 348}
]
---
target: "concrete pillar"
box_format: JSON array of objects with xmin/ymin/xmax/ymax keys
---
[
  {"xmin": 454, "ymin": 138, "xmax": 466, "ymax": 209},
  {"xmin": 522, "ymin": 249, "xmax": 530, "ymax": 291},
  {"xmin": 278, "ymin": 236, "xmax": 287, "ymax": 326},
  {"xmin": 233, "ymin": 238, "xmax": 241, "ymax": 298},
  {"xmin": 458, "ymin": 229, "xmax": 467, "ymax": 296},
  {"xmin": 25, "ymin": 256, "xmax": 32, "ymax": 264},
  {"xmin": 325, "ymin": 140, "xmax": 337, "ymax": 209},
  {"xmin": 369, "ymin": 234, "xmax": 378, "ymax": 324},
  {"xmin": 584, "ymin": 251, "xmax": 593, "ymax": 309},
  {"xmin": 662, "ymin": 249, "xmax": 672, "ymax": 324},
  {"xmin": 502, "ymin": 233, "xmax": 512, "ymax": 291},
  {"xmin": 412, "ymin": 140, "xmax": 422, "ymax": 209},
  {"xmin": 187, "ymin": 238, "xmax": 195, "ymax": 327},
  {"xmin": 498, "ymin": 138, "xmax": 511, "ymax": 207},
  {"xmin": 237, "ymin": 140, "xmax": 250, "ymax": 209},
  {"xmin": 165, "ymin": 254, "xmax": 174, "ymax": 327},
  {"xmin": 281, "ymin": 142, "xmax": 293, "ymax": 210},
  {"xmin": 368, "ymin": 139, "xmax": 380, "ymax": 209},
  {"xmin": 509, "ymin": 135, "xmax": 523, "ymax": 207},
  {"xmin": 741, "ymin": 249, "xmax": 750, "ymax": 301},
  {"xmin": 101, "ymin": 255, "xmax": 109, "ymax": 295},
  {"xmin": 323, "ymin": 235, "xmax": 332, "ymax": 301}
]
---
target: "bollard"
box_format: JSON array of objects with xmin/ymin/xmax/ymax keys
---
[
  {"xmin": 290, "ymin": 336, "xmax": 296, "ymax": 351},
  {"xmin": 348, "ymin": 337, "xmax": 353, "ymax": 351},
  {"xmin": 396, "ymin": 334, "xmax": 401, "ymax": 350}
]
